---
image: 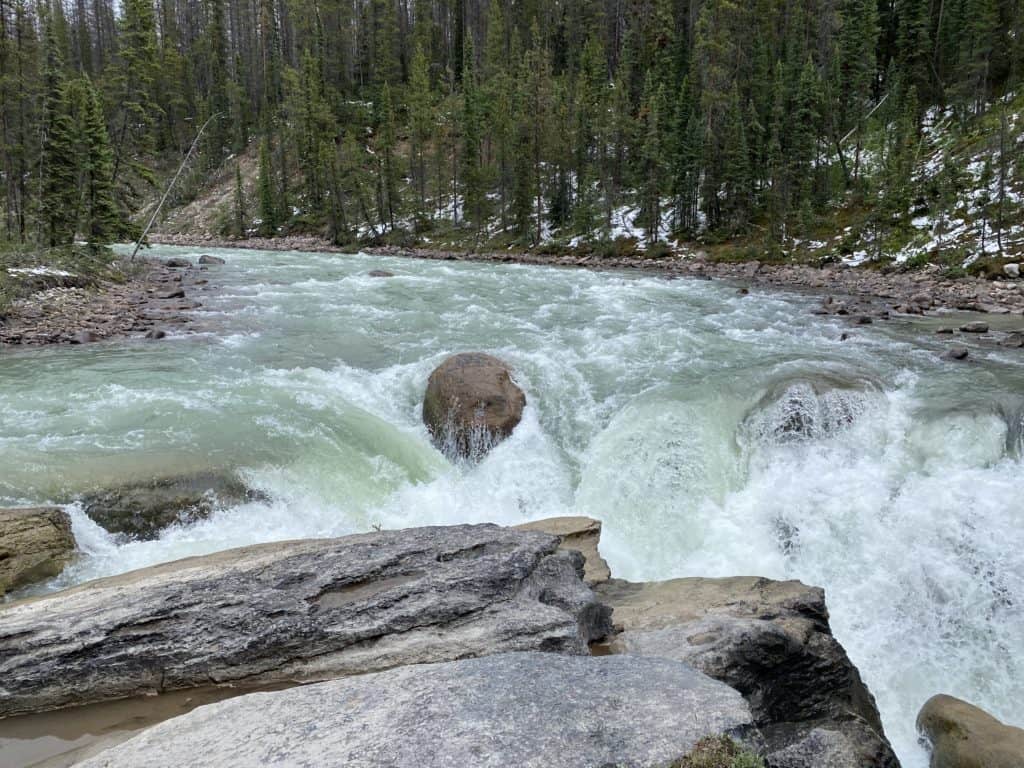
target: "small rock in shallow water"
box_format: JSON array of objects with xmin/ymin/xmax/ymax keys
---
[
  {"xmin": 854, "ymin": 315, "xmax": 873, "ymax": 325},
  {"xmin": 158, "ymin": 288, "xmax": 186, "ymax": 299},
  {"xmin": 945, "ymin": 347, "xmax": 970, "ymax": 361},
  {"xmin": 145, "ymin": 329, "xmax": 166, "ymax": 340},
  {"xmin": 198, "ymin": 254, "xmax": 225, "ymax": 265},
  {"xmin": 70, "ymin": 330, "xmax": 100, "ymax": 344},
  {"xmin": 164, "ymin": 258, "xmax": 192, "ymax": 268},
  {"xmin": 960, "ymin": 321, "xmax": 989, "ymax": 333},
  {"xmin": 936, "ymin": 327, "xmax": 955, "ymax": 335},
  {"xmin": 368, "ymin": 269, "xmax": 395, "ymax": 277},
  {"xmin": 999, "ymin": 332, "xmax": 1024, "ymax": 348}
]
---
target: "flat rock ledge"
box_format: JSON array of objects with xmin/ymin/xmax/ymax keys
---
[
  {"xmin": 0, "ymin": 507, "xmax": 75, "ymax": 595},
  {"xmin": 77, "ymin": 652, "xmax": 755, "ymax": 768},
  {"xmin": 0, "ymin": 524, "xmax": 610, "ymax": 717},
  {"xmin": 597, "ymin": 576, "xmax": 900, "ymax": 768}
]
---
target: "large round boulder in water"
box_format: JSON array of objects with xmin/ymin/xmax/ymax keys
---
[{"xmin": 423, "ymin": 353, "xmax": 526, "ymax": 460}]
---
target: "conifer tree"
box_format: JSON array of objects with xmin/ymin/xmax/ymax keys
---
[
  {"xmin": 79, "ymin": 77, "xmax": 121, "ymax": 246},
  {"xmin": 257, "ymin": 133, "xmax": 277, "ymax": 236}
]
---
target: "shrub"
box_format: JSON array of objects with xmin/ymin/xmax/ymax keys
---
[{"xmin": 673, "ymin": 736, "xmax": 764, "ymax": 768}]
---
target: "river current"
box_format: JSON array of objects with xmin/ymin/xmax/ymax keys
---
[{"xmin": 2, "ymin": 245, "xmax": 1022, "ymax": 765}]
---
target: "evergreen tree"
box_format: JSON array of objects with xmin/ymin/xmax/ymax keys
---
[
  {"xmin": 257, "ymin": 133, "xmax": 277, "ymax": 236},
  {"xmin": 79, "ymin": 77, "xmax": 121, "ymax": 246}
]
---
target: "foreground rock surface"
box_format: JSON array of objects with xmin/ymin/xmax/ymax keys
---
[
  {"xmin": 422, "ymin": 352, "xmax": 526, "ymax": 460},
  {"xmin": 0, "ymin": 524, "xmax": 609, "ymax": 716},
  {"xmin": 597, "ymin": 576, "xmax": 899, "ymax": 768},
  {"xmin": 79, "ymin": 471, "xmax": 267, "ymax": 539},
  {"xmin": 79, "ymin": 652, "xmax": 754, "ymax": 768},
  {"xmin": 515, "ymin": 516, "xmax": 611, "ymax": 585},
  {"xmin": 918, "ymin": 694, "xmax": 1024, "ymax": 768},
  {"xmin": 0, "ymin": 507, "xmax": 75, "ymax": 595}
]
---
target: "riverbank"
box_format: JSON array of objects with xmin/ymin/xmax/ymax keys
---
[
  {"xmin": 149, "ymin": 232, "xmax": 1024, "ymax": 318},
  {"xmin": 0, "ymin": 257, "xmax": 211, "ymax": 347}
]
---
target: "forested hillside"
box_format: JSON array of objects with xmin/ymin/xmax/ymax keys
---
[{"xmin": 2, "ymin": 0, "xmax": 1023, "ymax": 270}]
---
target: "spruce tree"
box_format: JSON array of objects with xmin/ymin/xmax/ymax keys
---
[
  {"xmin": 79, "ymin": 77, "xmax": 121, "ymax": 246},
  {"xmin": 257, "ymin": 133, "xmax": 277, "ymax": 236}
]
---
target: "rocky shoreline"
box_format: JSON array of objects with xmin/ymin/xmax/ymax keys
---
[
  {"xmin": 150, "ymin": 232, "xmax": 1024, "ymax": 317},
  {"xmin": 0, "ymin": 256, "xmax": 216, "ymax": 347}
]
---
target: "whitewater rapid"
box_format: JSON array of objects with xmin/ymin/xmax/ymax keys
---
[{"xmin": 2, "ymin": 245, "xmax": 1022, "ymax": 766}]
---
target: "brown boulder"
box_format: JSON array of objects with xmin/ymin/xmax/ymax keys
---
[
  {"xmin": 0, "ymin": 507, "xmax": 75, "ymax": 595},
  {"xmin": 422, "ymin": 353, "xmax": 526, "ymax": 460},
  {"xmin": 918, "ymin": 694, "xmax": 1024, "ymax": 768}
]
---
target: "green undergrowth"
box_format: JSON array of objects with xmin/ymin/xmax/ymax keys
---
[{"xmin": 673, "ymin": 736, "xmax": 765, "ymax": 768}]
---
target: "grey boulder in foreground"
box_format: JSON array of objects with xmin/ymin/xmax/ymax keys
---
[
  {"xmin": 597, "ymin": 576, "xmax": 900, "ymax": 768},
  {"xmin": 78, "ymin": 652, "xmax": 755, "ymax": 768},
  {"xmin": 0, "ymin": 524, "xmax": 610, "ymax": 716}
]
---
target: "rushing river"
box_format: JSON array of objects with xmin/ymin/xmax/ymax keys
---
[{"xmin": 2, "ymin": 244, "xmax": 1023, "ymax": 765}]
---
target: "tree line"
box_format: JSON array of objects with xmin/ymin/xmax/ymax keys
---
[{"xmin": 1, "ymin": 0, "xmax": 1022, "ymax": 255}]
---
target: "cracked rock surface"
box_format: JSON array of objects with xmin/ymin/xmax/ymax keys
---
[{"xmin": 0, "ymin": 524, "xmax": 611, "ymax": 716}]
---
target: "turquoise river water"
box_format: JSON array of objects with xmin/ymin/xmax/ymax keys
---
[{"xmin": 2, "ymin": 244, "xmax": 1023, "ymax": 766}]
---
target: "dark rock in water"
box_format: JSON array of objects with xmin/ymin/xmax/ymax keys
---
[
  {"xmin": 737, "ymin": 287, "xmax": 750, "ymax": 296},
  {"xmin": 76, "ymin": 653, "xmax": 754, "ymax": 768},
  {"xmin": 0, "ymin": 525, "xmax": 611, "ymax": 717},
  {"xmin": 145, "ymin": 329, "xmax": 166, "ymax": 340},
  {"xmin": 79, "ymin": 472, "xmax": 267, "ymax": 539},
  {"xmin": 368, "ymin": 269, "xmax": 395, "ymax": 277},
  {"xmin": 918, "ymin": 694, "xmax": 1024, "ymax": 768},
  {"xmin": 960, "ymin": 321, "xmax": 989, "ymax": 333},
  {"xmin": 999, "ymin": 332, "xmax": 1024, "ymax": 348},
  {"xmin": 854, "ymin": 315, "xmax": 873, "ymax": 325},
  {"xmin": 198, "ymin": 255, "xmax": 225, "ymax": 265},
  {"xmin": 70, "ymin": 330, "xmax": 100, "ymax": 344},
  {"xmin": 157, "ymin": 288, "xmax": 185, "ymax": 299},
  {"xmin": 840, "ymin": 333, "xmax": 850, "ymax": 341},
  {"xmin": 423, "ymin": 353, "xmax": 526, "ymax": 461},
  {"xmin": 936, "ymin": 327, "xmax": 955, "ymax": 335},
  {"xmin": 945, "ymin": 347, "xmax": 970, "ymax": 361},
  {"xmin": 0, "ymin": 507, "xmax": 75, "ymax": 595},
  {"xmin": 164, "ymin": 258, "xmax": 192, "ymax": 268},
  {"xmin": 745, "ymin": 377, "xmax": 871, "ymax": 444},
  {"xmin": 597, "ymin": 577, "xmax": 899, "ymax": 768}
]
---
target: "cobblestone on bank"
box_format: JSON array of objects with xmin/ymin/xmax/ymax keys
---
[{"xmin": 0, "ymin": 258, "xmax": 208, "ymax": 347}]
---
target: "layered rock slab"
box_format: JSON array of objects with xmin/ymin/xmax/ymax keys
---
[
  {"xmin": 0, "ymin": 524, "xmax": 610, "ymax": 717},
  {"xmin": 0, "ymin": 507, "xmax": 75, "ymax": 595},
  {"xmin": 78, "ymin": 652, "xmax": 755, "ymax": 768},
  {"xmin": 597, "ymin": 576, "xmax": 899, "ymax": 768}
]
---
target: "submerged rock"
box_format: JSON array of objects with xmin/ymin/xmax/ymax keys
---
[
  {"xmin": 959, "ymin": 321, "xmax": 989, "ymax": 333},
  {"xmin": 597, "ymin": 576, "xmax": 899, "ymax": 767},
  {"xmin": 422, "ymin": 352, "xmax": 526, "ymax": 460},
  {"xmin": 743, "ymin": 376, "xmax": 872, "ymax": 445},
  {"xmin": 918, "ymin": 695, "xmax": 1024, "ymax": 768},
  {"xmin": 0, "ymin": 507, "xmax": 75, "ymax": 595},
  {"xmin": 367, "ymin": 269, "xmax": 395, "ymax": 277},
  {"xmin": 164, "ymin": 258, "xmax": 192, "ymax": 268},
  {"xmin": 78, "ymin": 471, "xmax": 266, "ymax": 539},
  {"xmin": 77, "ymin": 653, "xmax": 754, "ymax": 768},
  {"xmin": 0, "ymin": 524, "xmax": 611, "ymax": 717},
  {"xmin": 197, "ymin": 255, "xmax": 225, "ymax": 265}
]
